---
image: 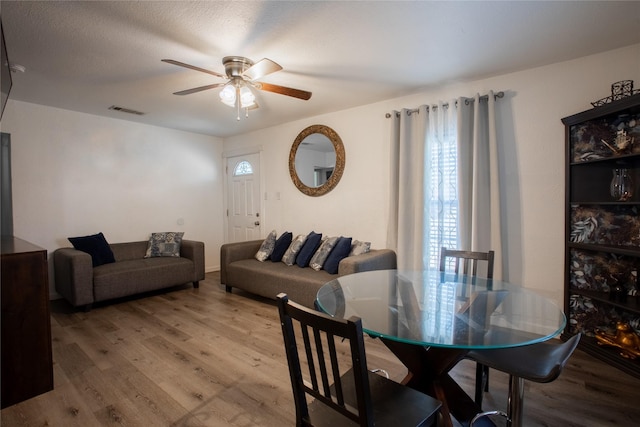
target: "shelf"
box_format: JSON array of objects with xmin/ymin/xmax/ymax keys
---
[
  {"xmin": 562, "ymin": 93, "xmax": 640, "ymax": 126},
  {"xmin": 570, "ymin": 152, "xmax": 640, "ymax": 166},
  {"xmin": 562, "ymin": 333, "xmax": 640, "ymax": 379},
  {"xmin": 570, "ymin": 289, "xmax": 640, "ymax": 314},
  {"xmin": 571, "ymin": 201, "xmax": 640, "ymax": 206},
  {"xmin": 568, "ymin": 243, "xmax": 640, "ymax": 257}
]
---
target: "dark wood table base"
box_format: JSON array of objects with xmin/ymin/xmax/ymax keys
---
[{"xmin": 381, "ymin": 338, "xmax": 495, "ymax": 427}]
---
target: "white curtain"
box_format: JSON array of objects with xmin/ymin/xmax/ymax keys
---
[
  {"xmin": 387, "ymin": 92, "xmax": 503, "ymax": 277},
  {"xmin": 387, "ymin": 105, "xmax": 428, "ymax": 270},
  {"xmin": 457, "ymin": 92, "xmax": 503, "ymax": 279}
]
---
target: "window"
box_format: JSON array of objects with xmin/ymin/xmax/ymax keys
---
[
  {"xmin": 426, "ymin": 123, "xmax": 458, "ymax": 270},
  {"xmin": 233, "ymin": 160, "xmax": 253, "ymax": 176}
]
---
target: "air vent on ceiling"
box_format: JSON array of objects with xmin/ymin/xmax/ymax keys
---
[{"xmin": 108, "ymin": 105, "xmax": 145, "ymax": 115}]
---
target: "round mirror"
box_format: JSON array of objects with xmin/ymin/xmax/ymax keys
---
[{"xmin": 289, "ymin": 125, "xmax": 345, "ymax": 197}]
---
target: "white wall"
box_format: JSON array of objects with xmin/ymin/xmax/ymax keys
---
[
  {"xmin": 1, "ymin": 44, "xmax": 637, "ymax": 306},
  {"xmin": 1, "ymin": 101, "xmax": 224, "ymax": 297},
  {"xmin": 225, "ymin": 43, "xmax": 640, "ymax": 307}
]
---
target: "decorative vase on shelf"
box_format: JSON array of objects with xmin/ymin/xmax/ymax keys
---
[{"xmin": 610, "ymin": 168, "xmax": 634, "ymax": 201}]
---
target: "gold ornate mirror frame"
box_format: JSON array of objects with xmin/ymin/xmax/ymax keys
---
[{"xmin": 289, "ymin": 124, "xmax": 345, "ymax": 197}]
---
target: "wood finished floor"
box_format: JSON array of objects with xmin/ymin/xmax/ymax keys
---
[{"xmin": 2, "ymin": 272, "xmax": 640, "ymax": 426}]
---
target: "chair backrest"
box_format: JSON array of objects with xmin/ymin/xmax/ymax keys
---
[
  {"xmin": 277, "ymin": 293, "xmax": 374, "ymax": 426},
  {"xmin": 439, "ymin": 247, "xmax": 495, "ymax": 279}
]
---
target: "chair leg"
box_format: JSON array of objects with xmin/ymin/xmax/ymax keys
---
[
  {"xmin": 506, "ymin": 375, "xmax": 525, "ymax": 427},
  {"xmin": 484, "ymin": 365, "xmax": 489, "ymax": 392},
  {"xmin": 474, "ymin": 363, "xmax": 488, "ymax": 407}
]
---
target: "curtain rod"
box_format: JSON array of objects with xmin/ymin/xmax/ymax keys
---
[{"xmin": 385, "ymin": 91, "xmax": 504, "ymax": 118}]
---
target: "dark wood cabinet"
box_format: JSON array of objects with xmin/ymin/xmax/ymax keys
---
[
  {"xmin": 562, "ymin": 93, "xmax": 640, "ymax": 378},
  {"xmin": 1, "ymin": 236, "xmax": 53, "ymax": 408}
]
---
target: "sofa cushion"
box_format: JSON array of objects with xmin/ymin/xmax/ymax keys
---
[
  {"xmin": 282, "ymin": 234, "xmax": 307, "ymax": 266},
  {"xmin": 93, "ymin": 257, "xmax": 194, "ymax": 301},
  {"xmin": 226, "ymin": 258, "xmax": 333, "ymax": 308},
  {"xmin": 324, "ymin": 237, "xmax": 353, "ymax": 274},
  {"xmin": 271, "ymin": 231, "xmax": 293, "ymax": 262},
  {"xmin": 68, "ymin": 232, "xmax": 115, "ymax": 267},
  {"xmin": 255, "ymin": 229, "xmax": 277, "ymax": 261},
  {"xmin": 144, "ymin": 232, "xmax": 184, "ymax": 258},
  {"xmin": 296, "ymin": 231, "xmax": 323, "ymax": 267},
  {"xmin": 310, "ymin": 236, "xmax": 339, "ymax": 271}
]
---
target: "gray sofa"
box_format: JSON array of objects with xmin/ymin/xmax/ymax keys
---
[
  {"xmin": 220, "ymin": 239, "xmax": 396, "ymax": 308},
  {"xmin": 54, "ymin": 240, "xmax": 205, "ymax": 310}
]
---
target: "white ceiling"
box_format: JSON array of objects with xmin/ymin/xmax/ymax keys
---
[{"xmin": 1, "ymin": 1, "xmax": 639, "ymax": 138}]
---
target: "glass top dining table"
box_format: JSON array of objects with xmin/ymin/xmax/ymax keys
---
[
  {"xmin": 316, "ymin": 269, "xmax": 566, "ymax": 427},
  {"xmin": 316, "ymin": 269, "xmax": 566, "ymax": 349}
]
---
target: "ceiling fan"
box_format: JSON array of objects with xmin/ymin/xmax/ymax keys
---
[{"xmin": 162, "ymin": 56, "xmax": 312, "ymax": 120}]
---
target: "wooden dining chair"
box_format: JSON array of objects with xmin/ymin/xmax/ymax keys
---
[
  {"xmin": 467, "ymin": 334, "xmax": 581, "ymax": 427},
  {"xmin": 277, "ymin": 293, "xmax": 441, "ymax": 427},
  {"xmin": 439, "ymin": 247, "xmax": 495, "ymax": 280},
  {"xmin": 439, "ymin": 247, "xmax": 495, "ymax": 405}
]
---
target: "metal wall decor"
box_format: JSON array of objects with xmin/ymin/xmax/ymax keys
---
[{"xmin": 591, "ymin": 80, "xmax": 640, "ymax": 107}]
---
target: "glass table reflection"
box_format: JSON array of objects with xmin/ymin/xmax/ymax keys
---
[{"xmin": 316, "ymin": 269, "xmax": 566, "ymax": 427}]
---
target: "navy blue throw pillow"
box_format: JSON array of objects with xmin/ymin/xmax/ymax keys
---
[
  {"xmin": 296, "ymin": 231, "xmax": 323, "ymax": 267},
  {"xmin": 68, "ymin": 232, "xmax": 116, "ymax": 267},
  {"xmin": 323, "ymin": 237, "xmax": 353, "ymax": 274},
  {"xmin": 271, "ymin": 231, "xmax": 293, "ymax": 262}
]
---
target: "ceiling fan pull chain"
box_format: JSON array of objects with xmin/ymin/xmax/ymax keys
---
[{"xmin": 236, "ymin": 86, "xmax": 241, "ymax": 121}]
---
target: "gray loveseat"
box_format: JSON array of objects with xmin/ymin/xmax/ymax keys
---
[
  {"xmin": 54, "ymin": 240, "xmax": 205, "ymax": 310},
  {"xmin": 220, "ymin": 239, "xmax": 396, "ymax": 308}
]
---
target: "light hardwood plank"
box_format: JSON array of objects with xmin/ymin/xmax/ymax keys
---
[{"xmin": 2, "ymin": 272, "xmax": 640, "ymax": 426}]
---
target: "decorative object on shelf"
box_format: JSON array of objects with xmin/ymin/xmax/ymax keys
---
[
  {"xmin": 596, "ymin": 321, "xmax": 640, "ymax": 359},
  {"xmin": 601, "ymin": 130, "xmax": 635, "ymax": 155},
  {"xmin": 570, "ymin": 111, "xmax": 640, "ymax": 162},
  {"xmin": 591, "ymin": 80, "xmax": 640, "ymax": 107},
  {"xmin": 609, "ymin": 168, "xmax": 634, "ymax": 201}
]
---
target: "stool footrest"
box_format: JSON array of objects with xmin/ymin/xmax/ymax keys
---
[{"xmin": 470, "ymin": 410, "xmax": 509, "ymax": 427}]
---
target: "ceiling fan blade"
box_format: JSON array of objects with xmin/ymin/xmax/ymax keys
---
[
  {"xmin": 257, "ymin": 82, "xmax": 312, "ymax": 100},
  {"xmin": 243, "ymin": 58, "xmax": 282, "ymax": 81},
  {"xmin": 162, "ymin": 59, "xmax": 226, "ymax": 79},
  {"xmin": 173, "ymin": 83, "xmax": 226, "ymax": 96}
]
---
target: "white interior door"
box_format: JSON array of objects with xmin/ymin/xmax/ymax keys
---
[{"xmin": 226, "ymin": 153, "xmax": 262, "ymax": 242}]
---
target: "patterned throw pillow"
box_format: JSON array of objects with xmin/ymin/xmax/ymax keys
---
[
  {"xmin": 282, "ymin": 234, "xmax": 307, "ymax": 266},
  {"xmin": 349, "ymin": 240, "xmax": 371, "ymax": 256},
  {"xmin": 310, "ymin": 236, "xmax": 339, "ymax": 271},
  {"xmin": 324, "ymin": 237, "xmax": 352, "ymax": 274},
  {"xmin": 144, "ymin": 232, "xmax": 185, "ymax": 258},
  {"xmin": 255, "ymin": 229, "xmax": 278, "ymax": 261}
]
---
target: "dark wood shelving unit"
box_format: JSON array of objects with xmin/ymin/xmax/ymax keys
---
[
  {"xmin": 1, "ymin": 236, "xmax": 53, "ymax": 408},
  {"xmin": 562, "ymin": 93, "xmax": 640, "ymax": 379}
]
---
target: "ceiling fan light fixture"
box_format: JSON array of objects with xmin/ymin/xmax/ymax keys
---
[
  {"xmin": 219, "ymin": 84, "xmax": 236, "ymax": 107},
  {"xmin": 239, "ymin": 85, "xmax": 256, "ymax": 108}
]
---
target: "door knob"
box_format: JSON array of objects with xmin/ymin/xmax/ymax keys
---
[{"xmin": 254, "ymin": 221, "xmax": 260, "ymax": 226}]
